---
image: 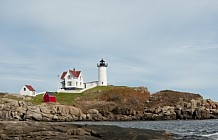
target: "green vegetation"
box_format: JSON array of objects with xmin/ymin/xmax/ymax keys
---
[
  {"xmin": 31, "ymin": 92, "xmax": 85, "ymax": 105},
  {"xmin": 83, "ymin": 86, "xmax": 114, "ymax": 93},
  {"xmin": 31, "ymin": 94, "xmax": 44, "ymax": 104},
  {"xmin": 30, "ymin": 86, "xmax": 150, "ymax": 108},
  {"xmin": 31, "ymin": 86, "xmax": 114, "ymax": 105},
  {"xmin": 54, "ymin": 93, "xmax": 86, "ymax": 105}
]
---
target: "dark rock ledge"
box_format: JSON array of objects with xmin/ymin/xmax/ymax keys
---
[{"xmin": 0, "ymin": 121, "xmax": 174, "ymax": 140}]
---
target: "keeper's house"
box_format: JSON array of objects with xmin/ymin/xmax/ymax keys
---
[{"xmin": 60, "ymin": 68, "xmax": 84, "ymax": 90}]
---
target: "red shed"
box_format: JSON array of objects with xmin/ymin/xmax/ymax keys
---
[{"xmin": 43, "ymin": 92, "xmax": 56, "ymax": 103}]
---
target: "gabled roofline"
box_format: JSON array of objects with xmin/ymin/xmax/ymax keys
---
[
  {"xmin": 25, "ymin": 85, "xmax": 35, "ymax": 91},
  {"xmin": 60, "ymin": 69, "xmax": 81, "ymax": 79}
]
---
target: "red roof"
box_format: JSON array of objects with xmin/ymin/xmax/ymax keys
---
[
  {"xmin": 69, "ymin": 70, "xmax": 81, "ymax": 78},
  {"xmin": 60, "ymin": 71, "xmax": 67, "ymax": 80},
  {"xmin": 60, "ymin": 69, "xmax": 81, "ymax": 80},
  {"xmin": 44, "ymin": 92, "xmax": 55, "ymax": 97},
  {"xmin": 25, "ymin": 85, "xmax": 35, "ymax": 91}
]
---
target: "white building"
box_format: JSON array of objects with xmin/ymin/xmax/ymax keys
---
[
  {"xmin": 59, "ymin": 68, "xmax": 84, "ymax": 90},
  {"xmin": 97, "ymin": 59, "xmax": 108, "ymax": 86},
  {"xmin": 58, "ymin": 59, "xmax": 108, "ymax": 93},
  {"xmin": 20, "ymin": 85, "xmax": 36, "ymax": 96}
]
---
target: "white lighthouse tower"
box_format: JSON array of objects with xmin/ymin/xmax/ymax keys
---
[{"xmin": 97, "ymin": 59, "xmax": 108, "ymax": 86}]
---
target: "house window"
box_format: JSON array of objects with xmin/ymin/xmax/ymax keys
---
[
  {"xmin": 24, "ymin": 88, "xmax": 26, "ymax": 91},
  {"xmin": 80, "ymin": 82, "xmax": 82, "ymax": 85},
  {"xmin": 68, "ymin": 81, "xmax": 72, "ymax": 86},
  {"xmin": 80, "ymin": 76, "xmax": 82, "ymax": 80},
  {"xmin": 76, "ymin": 82, "xmax": 78, "ymax": 86},
  {"xmin": 68, "ymin": 75, "xmax": 72, "ymax": 79}
]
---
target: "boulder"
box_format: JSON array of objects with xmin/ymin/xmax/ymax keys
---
[
  {"xmin": 27, "ymin": 106, "xmax": 41, "ymax": 114},
  {"xmin": 200, "ymin": 109, "xmax": 212, "ymax": 119},
  {"xmin": 143, "ymin": 113, "xmax": 154, "ymax": 120},
  {"xmin": 39, "ymin": 106, "xmax": 51, "ymax": 114},
  {"xmin": 87, "ymin": 109, "xmax": 99, "ymax": 115},
  {"xmin": 41, "ymin": 113, "xmax": 53, "ymax": 121},
  {"xmin": 67, "ymin": 128, "xmax": 91, "ymax": 136},
  {"xmin": 152, "ymin": 107, "xmax": 162, "ymax": 114},
  {"xmin": 52, "ymin": 115, "xmax": 59, "ymax": 121},
  {"xmin": 80, "ymin": 113, "xmax": 87, "ymax": 120},
  {"xmin": 86, "ymin": 114, "xmax": 92, "ymax": 120},
  {"xmin": 0, "ymin": 111, "xmax": 11, "ymax": 120},
  {"xmin": 69, "ymin": 106, "xmax": 81, "ymax": 116},
  {"xmin": 86, "ymin": 113, "xmax": 104, "ymax": 121},
  {"xmin": 211, "ymin": 109, "xmax": 218, "ymax": 115},
  {"xmin": 15, "ymin": 106, "xmax": 26, "ymax": 114},
  {"xmin": 25, "ymin": 111, "xmax": 42, "ymax": 121}
]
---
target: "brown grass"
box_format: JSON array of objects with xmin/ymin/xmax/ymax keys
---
[
  {"xmin": 76, "ymin": 86, "xmax": 150, "ymax": 111},
  {"xmin": 145, "ymin": 90, "xmax": 203, "ymax": 108}
]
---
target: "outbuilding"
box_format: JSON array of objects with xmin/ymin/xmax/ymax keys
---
[
  {"xmin": 20, "ymin": 85, "xmax": 36, "ymax": 96},
  {"xmin": 43, "ymin": 92, "xmax": 56, "ymax": 103}
]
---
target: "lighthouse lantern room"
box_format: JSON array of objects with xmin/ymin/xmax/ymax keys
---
[{"xmin": 97, "ymin": 59, "xmax": 108, "ymax": 86}]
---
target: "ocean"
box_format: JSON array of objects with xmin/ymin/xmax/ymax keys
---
[{"xmin": 73, "ymin": 119, "xmax": 218, "ymax": 140}]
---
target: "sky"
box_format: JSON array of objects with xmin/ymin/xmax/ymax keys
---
[{"xmin": 0, "ymin": 1, "xmax": 218, "ymax": 101}]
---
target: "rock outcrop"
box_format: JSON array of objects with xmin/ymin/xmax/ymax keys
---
[
  {"xmin": 0, "ymin": 98, "xmax": 86, "ymax": 121},
  {"xmin": 0, "ymin": 121, "xmax": 174, "ymax": 140},
  {"xmin": 0, "ymin": 96, "xmax": 108, "ymax": 121},
  {"xmin": 143, "ymin": 90, "xmax": 218, "ymax": 120},
  {"xmin": 0, "ymin": 90, "xmax": 218, "ymax": 121}
]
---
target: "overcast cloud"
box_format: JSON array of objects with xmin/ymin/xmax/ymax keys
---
[{"xmin": 0, "ymin": 0, "xmax": 218, "ymax": 101}]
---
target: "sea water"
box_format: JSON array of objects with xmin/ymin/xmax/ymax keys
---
[{"xmin": 72, "ymin": 119, "xmax": 218, "ymax": 140}]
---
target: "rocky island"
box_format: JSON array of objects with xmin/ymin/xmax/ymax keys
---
[
  {"xmin": 0, "ymin": 86, "xmax": 218, "ymax": 139},
  {"xmin": 1, "ymin": 86, "xmax": 217, "ymax": 121}
]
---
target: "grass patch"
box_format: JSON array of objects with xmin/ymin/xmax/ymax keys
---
[
  {"xmin": 30, "ymin": 86, "xmax": 148, "ymax": 106},
  {"xmin": 31, "ymin": 94, "xmax": 44, "ymax": 104},
  {"xmin": 31, "ymin": 93, "xmax": 85, "ymax": 105},
  {"xmin": 55, "ymin": 93, "xmax": 85, "ymax": 105},
  {"xmin": 30, "ymin": 86, "xmax": 115, "ymax": 105},
  {"xmin": 84, "ymin": 86, "xmax": 114, "ymax": 93}
]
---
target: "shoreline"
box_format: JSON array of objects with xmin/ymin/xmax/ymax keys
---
[
  {"xmin": 1, "ymin": 119, "xmax": 217, "ymax": 140},
  {"xmin": 0, "ymin": 121, "xmax": 174, "ymax": 140}
]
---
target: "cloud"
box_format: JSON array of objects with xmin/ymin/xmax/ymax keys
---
[
  {"xmin": 181, "ymin": 40, "xmax": 218, "ymax": 51},
  {"xmin": 0, "ymin": 1, "xmax": 218, "ymax": 100}
]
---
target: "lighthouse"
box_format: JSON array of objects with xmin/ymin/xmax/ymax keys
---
[{"xmin": 97, "ymin": 59, "xmax": 108, "ymax": 86}]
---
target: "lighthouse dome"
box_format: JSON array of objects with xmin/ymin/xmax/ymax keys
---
[{"xmin": 97, "ymin": 59, "xmax": 108, "ymax": 67}]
